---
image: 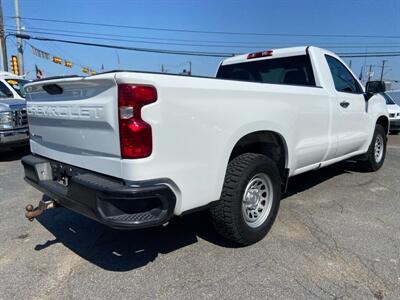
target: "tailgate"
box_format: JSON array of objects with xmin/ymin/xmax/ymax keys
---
[{"xmin": 25, "ymin": 74, "xmax": 122, "ymax": 178}]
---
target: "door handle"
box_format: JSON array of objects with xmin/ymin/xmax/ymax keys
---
[{"xmin": 340, "ymin": 101, "xmax": 350, "ymax": 108}]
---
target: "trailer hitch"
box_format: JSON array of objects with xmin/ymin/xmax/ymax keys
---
[{"xmin": 25, "ymin": 199, "xmax": 56, "ymax": 221}]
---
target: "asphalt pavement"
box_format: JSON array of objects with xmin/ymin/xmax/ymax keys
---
[{"xmin": 0, "ymin": 136, "xmax": 400, "ymax": 299}]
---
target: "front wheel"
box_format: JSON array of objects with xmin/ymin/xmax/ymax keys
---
[
  {"xmin": 358, "ymin": 124, "xmax": 387, "ymax": 172},
  {"xmin": 210, "ymin": 153, "xmax": 281, "ymax": 246}
]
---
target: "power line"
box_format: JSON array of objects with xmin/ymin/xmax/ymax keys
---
[
  {"xmin": 10, "ymin": 33, "xmax": 400, "ymax": 59},
  {"xmin": 8, "ymin": 16, "xmax": 400, "ymax": 39},
  {"xmin": 20, "ymin": 18, "xmax": 88, "ymax": 67},
  {"xmin": 8, "ymin": 25, "xmax": 250, "ymax": 44},
  {"xmin": 7, "ymin": 29, "xmax": 400, "ymax": 51},
  {"xmin": 340, "ymin": 53, "xmax": 400, "ymax": 58},
  {"xmin": 26, "ymin": 41, "xmax": 97, "ymax": 72},
  {"xmin": 5, "ymin": 29, "xmax": 272, "ymax": 49},
  {"xmin": 26, "ymin": 41, "xmax": 95, "ymax": 71},
  {"xmin": 5, "ymin": 24, "xmax": 284, "ymax": 45},
  {"xmin": 12, "ymin": 33, "xmax": 235, "ymax": 57},
  {"xmin": 6, "ymin": 24, "xmax": 400, "ymax": 47}
]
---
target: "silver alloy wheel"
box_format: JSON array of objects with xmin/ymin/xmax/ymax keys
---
[
  {"xmin": 374, "ymin": 134, "xmax": 384, "ymax": 163},
  {"xmin": 242, "ymin": 173, "xmax": 273, "ymax": 228}
]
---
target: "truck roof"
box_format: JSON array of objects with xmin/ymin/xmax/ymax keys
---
[{"xmin": 221, "ymin": 46, "xmax": 311, "ymax": 66}]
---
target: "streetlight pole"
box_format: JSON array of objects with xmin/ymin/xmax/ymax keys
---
[
  {"xmin": 14, "ymin": 0, "xmax": 24, "ymax": 74},
  {"xmin": 0, "ymin": 0, "xmax": 8, "ymax": 71}
]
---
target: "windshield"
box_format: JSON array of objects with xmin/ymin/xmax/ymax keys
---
[
  {"xmin": 5, "ymin": 79, "xmax": 30, "ymax": 98},
  {"xmin": 381, "ymin": 92, "xmax": 396, "ymax": 105},
  {"xmin": 387, "ymin": 91, "xmax": 400, "ymax": 106}
]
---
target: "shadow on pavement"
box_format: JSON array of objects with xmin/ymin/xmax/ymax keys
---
[
  {"xmin": 36, "ymin": 206, "xmax": 235, "ymax": 272},
  {"xmin": 0, "ymin": 146, "xmax": 30, "ymax": 162},
  {"xmin": 34, "ymin": 160, "xmax": 364, "ymax": 272}
]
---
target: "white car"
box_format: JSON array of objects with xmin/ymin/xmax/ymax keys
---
[
  {"xmin": 382, "ymin": 91, "xmax": 400, "ymax": 134},
  {"xmin": 22, "ymin": 46, "xmax": 388, "ymax": 245}
]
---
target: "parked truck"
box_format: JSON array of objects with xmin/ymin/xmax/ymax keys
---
[
  {"xmin": 22, "ymin": 46, "xmax": 389, "ymax": 245},
  {"xmin": 0, "ymin": 72, "xmax": 29, "ymax": 149},
  {"xmin": 381, "ymin": 91, "xmax": 400, "ymax": 134}
]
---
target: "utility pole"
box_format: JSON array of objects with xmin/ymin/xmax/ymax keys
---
[
  {"xmin": 14, "ymin": 0, "xmax": 24, "ymax": 74},
  {"xmin": 188, "ymin": 61, "xmax": 192, "ymax": 75},
  {"xmin": 367, "ymin": 65, "xmax": 373, "ymax": 82},
  {"xmin": 0, "ymin": 0, "xmax": 7, "ymax": 71},
  {"xmin": 380, "ymin": 60, "xmax": 387, "ymax": 81},
  {"xmin": 161, "ymin": 64, "xmax": 164, "ymax": 73}
]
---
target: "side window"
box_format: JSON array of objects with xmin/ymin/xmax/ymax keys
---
[
  {"xmin": 325, "ymin": 55, "xmax": 361, "ymax": 94},
  {"xmin": 0, "ymin": 82, "xmax": 13, "ymax": 98}
]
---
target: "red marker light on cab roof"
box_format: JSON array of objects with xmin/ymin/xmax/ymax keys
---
[{"xmin": 247, "ymin": 50, "xmax": 273, "ymax": 59}]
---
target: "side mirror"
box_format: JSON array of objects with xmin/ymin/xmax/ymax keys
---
[{"xmin": 365, "ymin": 81, "xmax": 386, "ymax": 94}]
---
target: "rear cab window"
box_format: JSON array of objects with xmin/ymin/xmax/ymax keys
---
[{"xmin": 216, "ymin": 55, "xmax": 316, "ymax": 87}]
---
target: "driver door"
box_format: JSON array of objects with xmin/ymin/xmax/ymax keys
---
[{"xmin": 325, "ymin": 55, "xmax": 369, "ymax": 157}]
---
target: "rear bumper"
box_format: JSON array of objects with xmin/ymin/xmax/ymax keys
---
[
  {"xmin": 0, "ymin": 127, "xmax": 29, "ymax": 146},
  {"xmin": 390, "ymin": 119, "xmax": 400, "ymax": 131},
  {"xmin": 21, "ymin": 154, "xmax": 176, "ymax": 230}
]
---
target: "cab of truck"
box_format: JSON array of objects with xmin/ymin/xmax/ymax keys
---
[{"xmin": 0, "ymin": 72, "xmax": 30, "ymax": 149}]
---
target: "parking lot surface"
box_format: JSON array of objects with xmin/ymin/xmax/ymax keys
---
[{"xmin": 1, "ymin": 136, "xmax": 400, "ymax": 299}]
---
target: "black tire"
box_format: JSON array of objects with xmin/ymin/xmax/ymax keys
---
[
  {"xmin": 358, "ymin": 124, "xmax": 387, "ymax": 172},
  {"xmin": 210, "ymin": 153, "xmax": 281, "ymax": 246},
  {"xmin": 11, "ymin": 145, "xmax": 29, "ymax": 151}
]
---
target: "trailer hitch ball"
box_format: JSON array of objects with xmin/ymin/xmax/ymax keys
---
[{"xmin": 25, "ymin": 199, "xmax": 56, "ymax": 221}]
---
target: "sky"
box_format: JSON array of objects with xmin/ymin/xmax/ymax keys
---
[{"xmin": 2, "ymin": 0, "xmax": 400, "ymax": 87}]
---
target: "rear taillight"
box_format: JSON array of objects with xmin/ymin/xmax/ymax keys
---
[{"xmin": 118, "ymin": 84, "xmax": 157, "ymax": 159}]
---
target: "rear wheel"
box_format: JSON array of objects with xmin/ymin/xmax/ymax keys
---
[
  {"xmin": 358, "ymin": 124, "xmax": 387, "ymax": 172},
  {"xmin": 210, "ymin": 153, "xmax": 281, "ymax": 246}
]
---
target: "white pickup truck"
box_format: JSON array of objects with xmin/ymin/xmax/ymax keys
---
[
  {"xmin": 22, "ymin": 46, "xmax": 389, "ymax": 245},
  {"xmin": 0, "ymin": 73, "xmax": 30, "ymax": 149}
]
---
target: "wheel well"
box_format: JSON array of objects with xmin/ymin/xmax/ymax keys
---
[
  {"xmin": 229, "ymin": 131, "xmax": 288, "ymax": 180},
  {"xmin": 376, "ymin": 116, "xmax": 389, "ymax": 134}
]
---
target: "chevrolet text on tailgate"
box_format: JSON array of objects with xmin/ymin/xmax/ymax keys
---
[
  {"xmin": 22, "ymin": 46, "xmax": 389, "ymax": 245},
  {"xmin": 27, "ymin": 105, "xmax": 104, "ymax": 119}
]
